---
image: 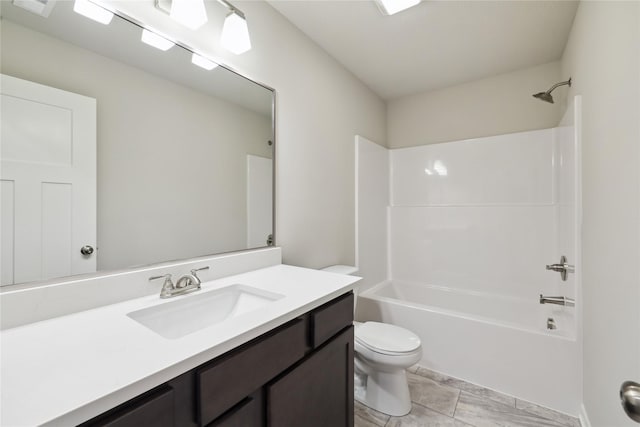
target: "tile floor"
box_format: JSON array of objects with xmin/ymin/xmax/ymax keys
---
[{"xmin": 354, "ymin": 366, "xmax": 581, "ymax": 427}]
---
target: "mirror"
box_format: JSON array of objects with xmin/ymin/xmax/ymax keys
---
[{"xmin": 0, "ymin": 1, "xmax": 274, "ymax": 287}]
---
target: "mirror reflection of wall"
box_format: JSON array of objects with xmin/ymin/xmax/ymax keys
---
[{"xmin": 0, "ymin": 2, "xmax": 275, "ymax": 287}]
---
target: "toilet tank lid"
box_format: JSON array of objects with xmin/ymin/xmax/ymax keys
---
[{"xmin": 320, "ymin": 265, "xmax": 358, "ymax": 275}]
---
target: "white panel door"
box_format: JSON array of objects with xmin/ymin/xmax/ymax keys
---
[
  {"xmin": 246, "ymin": 155, "xmax": 273, "ymax": 248},
  {"xmin": 1, "ymin": 74, "xmax": 96, "ymax": 285}
]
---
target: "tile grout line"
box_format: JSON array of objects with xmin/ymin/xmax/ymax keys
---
[
  {"xmin": 358, "ymin": 370, "xmax": 578, "ymax": 427},
  {"xmin": 409, "ymin": 397, "xmax": 460, "ymax": 421},
  {"xmin": 452, "ymin": 387, "xmax": 462, "ymax": 419},
  {"xmin": 414, "ymin": 367, "xmax": 515, "ymax": 408},
  {"xmin": 417, "ymin": 367, "xmax": 579, "ymax": 427}
]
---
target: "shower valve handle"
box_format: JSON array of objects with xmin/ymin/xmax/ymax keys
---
[{"xmin": 545, "ymin": 256, "xmax": 574, "ymax": 281}]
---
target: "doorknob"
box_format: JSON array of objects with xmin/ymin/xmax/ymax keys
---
[
  {"xmin": 620, "ymin": 381, "xmax": 640, "ymax": 423},
  {"xmin": 80, "ymin": 245, "xmax": 94, "ymax": 256}
]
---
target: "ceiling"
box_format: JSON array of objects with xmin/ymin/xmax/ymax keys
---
[{"xmin": 267, "ymin": 0, "xmax": 579, "ymax": 100}]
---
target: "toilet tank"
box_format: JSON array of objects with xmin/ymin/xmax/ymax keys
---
[
  {"xmin": 320, "ymin": 265, "xmax": 358, "ymax": 275},
  {"xmin": 320, "ymin": 265, "xmax": 359, "ymax": 316}
]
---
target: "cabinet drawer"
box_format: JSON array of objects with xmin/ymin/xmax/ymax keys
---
[
  {"xmin": 310, "ymin": 292, "xmax": 353, "ymax": 348},
  {"xmin": 79, "ymin": 385, "xmax": 174, "ymax": 427},
  {"xmin": 197, "ymin": 319, "xmax": 306, "ymax": 425}
]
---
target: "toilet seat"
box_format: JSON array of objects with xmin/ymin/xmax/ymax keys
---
[
  {"xmin": 353, "ymin": 321, "xmax": 422, "ymax": 417},
  {"xmin": 355, "ymin": 321, "xmax": 421, "ymax": 356}
]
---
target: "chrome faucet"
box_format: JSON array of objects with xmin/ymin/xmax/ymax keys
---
[
  {"xmin": 149, "ymin": 266, "xmax": 209, "ymax": 298},
  {"xmin": 175, "ymin": 273, "xmax": 201, "ymax": 289}
]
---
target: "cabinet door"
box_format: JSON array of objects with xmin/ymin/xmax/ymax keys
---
[
  {"xmin": 267, "ymin": 326, "xmax": 354, "ymax": 427},
  {"xmin": 206, "ymin": 391, "xmax": 263, "ymax": 427}
]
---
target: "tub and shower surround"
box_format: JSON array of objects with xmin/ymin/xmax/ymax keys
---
[
  {"xmin": 355, "ymin": 117, "xmax": 580, "ymax": 415},
  {"xmin": 388, "ymin": 128, "xmax": 576, "ymax": 333}
]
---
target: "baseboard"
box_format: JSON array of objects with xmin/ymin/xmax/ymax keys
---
[{"xmin": 579, "ymin": 403, "xmax": 592, "ymax": 427}]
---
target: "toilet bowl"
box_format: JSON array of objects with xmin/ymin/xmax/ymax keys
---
[
  {"xmin": 320, "ymin": 266, "xmax": 423, "ymax": 417},
  {"xmin": 354, "ymin": 321, "xmax": 422, "ymax": 416}
]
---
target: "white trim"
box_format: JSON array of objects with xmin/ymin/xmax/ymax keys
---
[
  {"xmin": 579, "ymin": 403, "xmax": 591, "ymax": 427},
  {"xmin": 354, "ymin": 135, "xmax": 361, "ymax": 271}
]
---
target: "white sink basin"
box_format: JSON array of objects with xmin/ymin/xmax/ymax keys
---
[{"xmin": 127, "ymin": 284, "xmax": 284, "ymax": 339}]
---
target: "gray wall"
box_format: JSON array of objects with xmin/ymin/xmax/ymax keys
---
[
  {"xmin": 387, "ymin": 61, "xmax": 563, "ymax": 147},
  {"xmin": 561, "ymin": 2, "xmax": 640, "ymax": 425},
  {"xmin": 1, "ymin": 20, "xmax": 272, "ymax": 270}
]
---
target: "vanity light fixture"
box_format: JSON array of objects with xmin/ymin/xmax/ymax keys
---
[
  {"xmin": 170, "ymin": 0, "xmax": 207, "ymax": 30},
  {"xmin": 141, "ymin": 29, "xmax": 175, "ymax": 51},
  {"xmin": 12, "ymin": 0, "xmax": 57, "ymax": 18},
  {"xmin": 218, "ymin": 0, "xmax": 251, "ymax": 55},
  {"xmin": 374, "ymin": 0, "xmax": 421, "ymax": 15},
  {"xmin": 73, "ymin": 0, "xmax": 113, "ymax": 24},
  {"xmin": 191, "ymin": 53, "xmax": 219, "ymax": 70},
  {"xmin": 155, "ymin": 0, "xmax": 208, "ymax": 30}
]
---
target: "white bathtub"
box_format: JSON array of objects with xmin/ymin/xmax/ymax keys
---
[{"xmin": 356, "ymin": 280, "xmax": 581, "ymax": 416}]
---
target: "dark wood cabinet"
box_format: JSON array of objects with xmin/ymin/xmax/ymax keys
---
[
  {"xmin": 79, "ymin": 385, "xmax": 175, "ymax": 427},
  {"xmin": 267, "ymin": 327, "xmax": 354, "ymax": 427},
  {"xmin": 80, "ymin": 292, "xmax": 354, "ymax": 427},
  {"xmin": 197, "ymin": 319, "xmax": 307, "ymax": 425},
  {"xmin": 206, "ymin": 391, "xmax": 263, "ymax": 427}
]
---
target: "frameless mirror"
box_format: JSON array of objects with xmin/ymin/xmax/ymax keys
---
[{"xmin": 0, "ymin": 1, "xmax": 274, "ymax": 287}]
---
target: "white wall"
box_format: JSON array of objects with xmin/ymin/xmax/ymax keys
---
[
  {"xmin": 387, "ymin": 61, "xmax": 563, "ymax": 148},
  {"xmin": 100, "ymin": 0, "xmax": 387, "ymax": 269},
  {"xmin": 1, "ymin": 20, "xmax": 272, "ymax": 271},
  {"xmin": 560, "ymin": 2, "xmax": 640, "ymax": 425},
  {"xmin": 355, "ymin": 136, "xmax": 389, "ymax": 294}
]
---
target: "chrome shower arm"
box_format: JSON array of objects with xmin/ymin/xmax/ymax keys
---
[
  {"xmin": 533, "ymin": 77, "xmax": 572, "ymax": 103},
  {"xmin": 545, "ymin": 78, "xmax": 572, "ymax": 95}
]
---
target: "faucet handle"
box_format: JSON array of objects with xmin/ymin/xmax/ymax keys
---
[
  {"xmin": 191, "ymin": 266, "xmax": 209, "ymax": 274},
  {"xmin": 150, "ymin": 274, "xmax": 177, "ymax": 298},
  {"xmin": 149, "ymin": 274, "xmax": 174, "ymax": 289},
  {"xmin": 190, "ymin": 266, "xmax": 210, "ymax": 278},
  {"xmin": 187, "ymin": 266, "xmax": 209, "ymax": 287}
]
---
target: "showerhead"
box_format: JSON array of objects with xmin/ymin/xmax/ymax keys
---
[
  {"xmin": 533, "ymin": 78, "xmax": 572, "ymax": 104},
  {"xmin": 533, "ymin": 91, "xmax": 555, "ymax": 103}
]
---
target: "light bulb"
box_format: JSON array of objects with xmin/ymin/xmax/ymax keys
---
[
  {"xmin": 170, "ymin": 0, "xmax": 208, "ymax": 30},
  {"xmin": 141, "ymin": 29, "xmax": 175, "ymax": 51},
  {"xmin": 374, "ymin": 0, "xmax": 420, "ymax": 15},
  {"xmin": 220, "ymin": 11, "xmax": 251, "ymax": 55},
  {"xmin": 73, "ymin": 0, "xmax": 113, "ymax": 24},
  {"xmin": 191, "ymin": 53, "xmax": 218, "ymax": 71}
]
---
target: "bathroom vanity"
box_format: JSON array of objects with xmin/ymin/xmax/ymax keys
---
[
  {"xmin": 0, "ymin": 255, "xmax": 359, "ymax": 427},
  {"xmin": 81, "ymin": 292, "xmax": 354, "ymax": 427}
]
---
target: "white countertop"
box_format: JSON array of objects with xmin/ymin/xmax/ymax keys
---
[{"xmin": 0, "ymin": 264, "xmax": 359, "ymax": 427}]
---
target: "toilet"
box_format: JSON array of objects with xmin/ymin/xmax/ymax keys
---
[{"xmin": 321, "ymin": 266, "xmax": 422, "ymax": 417}]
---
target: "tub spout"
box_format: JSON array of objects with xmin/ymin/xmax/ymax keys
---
[{"xmin": 539, "ymin": 294, "xmax": 575, "ymax": 307}]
